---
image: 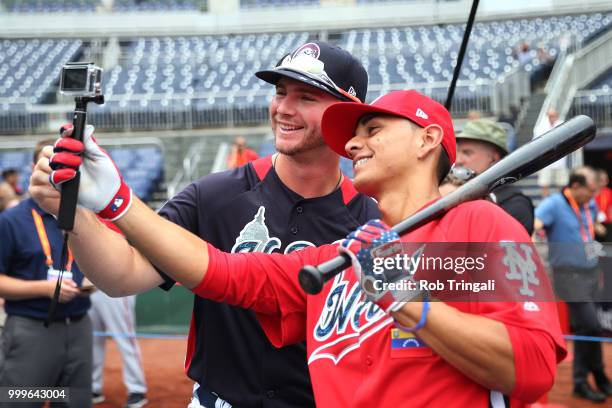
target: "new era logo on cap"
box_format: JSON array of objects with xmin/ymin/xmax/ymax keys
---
[{"xmin": 416, "ymin": 108, "xmax": 429, "ymax": 120}]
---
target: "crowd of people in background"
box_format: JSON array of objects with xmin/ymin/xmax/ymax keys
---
[{"xmin": 515, "ymin": 40, "xmax": 557, "ymax": 92}]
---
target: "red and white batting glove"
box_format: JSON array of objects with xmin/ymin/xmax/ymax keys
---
[
  {"xmin": 49, "ymin": 123, "xmax": 132, "ymax": 221},
  {"xmin": 339, "ymin": 219, "xmax": 424, "ymax": 313}
]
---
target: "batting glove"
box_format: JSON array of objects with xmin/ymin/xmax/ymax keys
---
[
  {"xmin": 49, "ymin": 124, "xmax": 132, "ymax": 221},
  {"xmin": 339, "ymin": 219, "xmax": 424, "ymax": 313}
]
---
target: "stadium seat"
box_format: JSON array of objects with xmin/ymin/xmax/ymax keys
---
[{"xmin": 0, "ymin": 12, "xmax": 610, "ymax": 131}]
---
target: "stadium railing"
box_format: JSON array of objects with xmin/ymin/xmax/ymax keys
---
[
  {"xmin": 571, "ymin": 89, "xmax": 612, "ymax": 129},
  {"xmin": 538, "ymin": 28, "xmax": 612, "ymax": 126}
]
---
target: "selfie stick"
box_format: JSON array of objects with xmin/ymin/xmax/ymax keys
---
[
  {"xmin": 48, "ymin": 66, "xmax": 104, "ymax": 325},
  {"xmin": 57, "ymin": 94, "xmax": 104, "ymax": 231}
]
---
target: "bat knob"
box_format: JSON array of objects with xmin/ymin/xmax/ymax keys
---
[{"xmin": 299, "ymin": 265, "xmax": 324, "ymax": 295}]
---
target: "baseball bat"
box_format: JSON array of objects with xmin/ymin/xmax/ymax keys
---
[
  {"xmin": 298, "ymin": 115, "xmax": 596, "ymax": 295},
  {"xmin": 445, "ymin": 0, "xmax": 479, "ymax": 110}
]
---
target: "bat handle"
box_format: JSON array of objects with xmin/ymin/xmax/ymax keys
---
[{"xmin": 298, "ymin": 253, "xmax": 352, "ymax": 295}]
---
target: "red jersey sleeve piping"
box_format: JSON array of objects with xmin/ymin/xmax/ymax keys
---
[
  {"xmin": 251, "ymin": 156, "xmax": 273, "ymax": 181},
  {"xmin": 340, "ymin": 176, "xmax": 358, "ymax": 205}
]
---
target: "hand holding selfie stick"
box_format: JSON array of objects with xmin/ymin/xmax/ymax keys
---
[
  {"xmin": 47, "ymin": 63, "xmax": 104, "ymax": 326},
  {"xmin": 57, "ymin": 63, "xmax": 104, "ymax": 231}
]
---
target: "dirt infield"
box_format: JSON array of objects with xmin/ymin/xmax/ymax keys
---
[
  {"xmin": 97, "ymin": 338, "xmax": 612, "ymax": 407},
  {"xmin": 97, "ymin": 338, "xmax": 191, "ymax": 408},
  {"xmin": 545, "ymin": 341, "xmax": 612, "ymax": 408}
]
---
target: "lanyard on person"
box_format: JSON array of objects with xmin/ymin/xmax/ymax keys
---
[
  {"xmin": 562, "ymin": 188, "xmax": 594, "ymax": 242},
  {"xmin": 31, "ymin": 209, "xmax": 73, "ymax": 272},
  {"xmin": 32, "ymin": 208, "xmax": 76, "ymax": 326}
]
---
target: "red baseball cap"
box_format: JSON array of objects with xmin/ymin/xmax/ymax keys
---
[{"xmin": 321, "ymin": 90, "xmax": 456, "ymax": 164}]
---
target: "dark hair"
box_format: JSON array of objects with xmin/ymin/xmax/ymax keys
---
[
  {"xmin": 1, "ymin": 168, "xmax": 18, "ymax": 179},
  {"xmin": 568, "ymin": 173, "xmax": 587, "ymax": 188},
  {"xmin": 567, "ymin": 166, "xmax": 595, "ymax": 188},
  {"xmin": 437, "ymin": 149, "xmax": 451, "ymax": 185},
  {"xmin": 33, "ymin": 138, "xmax": 56, "ymax": 164}
]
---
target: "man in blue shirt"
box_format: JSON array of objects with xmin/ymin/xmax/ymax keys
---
[
  {"xmin": 535, "ymin": 166, "xmax": 611, "ymax": 403},
  {"xmin": 0, "ymin": 139, "xmax": 92, "ymax": 408}
]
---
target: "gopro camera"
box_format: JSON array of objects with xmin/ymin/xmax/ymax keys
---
[{"xmin": 59, "ymin": 62, "xmax": 103, "ymax": 97}]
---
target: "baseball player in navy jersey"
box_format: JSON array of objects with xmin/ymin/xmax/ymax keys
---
[{"xmin": 32, "ymin": 41, "xmax": 378, "ymax": 407}]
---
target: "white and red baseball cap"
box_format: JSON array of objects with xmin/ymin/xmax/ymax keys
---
[{"xmin": 321, "ymin": 90, "xmax": 456, "ymax": 164}]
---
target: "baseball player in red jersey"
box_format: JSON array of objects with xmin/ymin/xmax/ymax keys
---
[{"xmin": 30, "ymin": 90, "xmax": 566, "ymax": 407}]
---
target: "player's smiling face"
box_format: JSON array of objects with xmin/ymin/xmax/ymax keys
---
[
  {"xmin": 270, "ymin": 78, "xmax": 339, "ymax": 156},
  {"xmin": 346, "ymin": 114, "xmax": 422, "ymax": 197}
]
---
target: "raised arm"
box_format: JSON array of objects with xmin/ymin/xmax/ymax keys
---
[
  {"xmin": 30, "ymin": 135, "xmax": 307, "ymax": 322},
  {"xmin": 28, "ymin": 125, "xmax": 196, "ymax": 296},
  {"xmin": 29, "ymin": 125, "xmax": 289, "ymax": 303},
  {"xmin": 113, "ymin": 197, "xmax": 209, "ymax": 289}
]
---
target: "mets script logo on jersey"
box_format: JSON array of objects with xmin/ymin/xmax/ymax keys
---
[
  {"xmin": 309, "ymin": 245, "xmax": 425, "ymax": 365},
  {"xmin": 231, "ymin": 206, "xmax": 315, "ymax": 254},
  {"xmin": 309, "ymin": 272, "xmax": 389, "ymax": 365}
]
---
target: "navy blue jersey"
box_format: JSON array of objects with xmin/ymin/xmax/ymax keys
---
[
  {"xmin": 0, "ymin": 198, "xmax": 90, "ymax": 319},
  {"xmin": 158, "ymin": 156, "xmax": 379, "ymax": 408}
]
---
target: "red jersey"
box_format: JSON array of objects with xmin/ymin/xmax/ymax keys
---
[
  {"xmin": 226, "ymin": 148, "xmax": 259, "ymax": 168},
  {"xmin": 195, "ymin": 200, "xmax": 567, "ymax": 407},
  {"xmin": 595, "ymin": 186, "xmax": 612, "ymax": 224}
]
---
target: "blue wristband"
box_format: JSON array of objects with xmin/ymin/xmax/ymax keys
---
[{"xmin": 393, "ymin": 292, "xmax": 430, "ymax": 333}]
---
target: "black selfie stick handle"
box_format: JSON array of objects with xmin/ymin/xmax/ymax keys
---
[{"xmin": 57, "ymin": 97, "xmax": 88, "ymax": 231}]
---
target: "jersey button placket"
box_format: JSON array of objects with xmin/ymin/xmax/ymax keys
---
[
  {"xmin": 365, "ymin": 355, "xmax": 373, "ymax": 367},
  {"xmin": 290, "ymin": 226, "xmax": 299, "ymax": 235},
  {"xmin": 266, "ymin": 390, "xmax": 276, "ymax": 399},
  {"xmin": 296, "ymin": 206, "xmax": 303, "ymax": 214}
]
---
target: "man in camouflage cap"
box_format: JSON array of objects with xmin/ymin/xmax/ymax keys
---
[{"xmin": 456, "ymin": 119, "xmax": 534, "ymax": 235}]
